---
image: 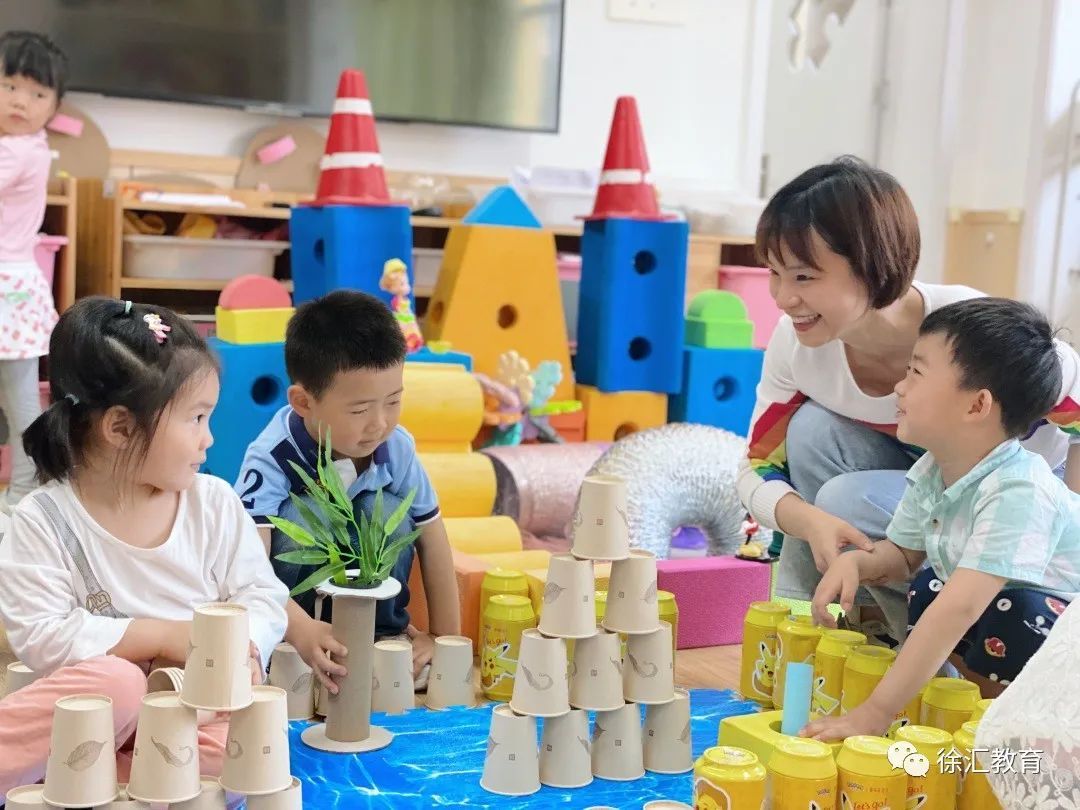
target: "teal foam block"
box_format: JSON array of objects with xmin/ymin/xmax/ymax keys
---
[
  {"xmin": 780, "ymin": 662, "xmax": 813, "ymax": 735},
  {"xmin": 463, "ymin": 185, "xmax": 542, "ymax": 229}
]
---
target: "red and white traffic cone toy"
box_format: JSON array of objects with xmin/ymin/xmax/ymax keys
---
[
  {"xmin": 586, "ymin": 96, "xmax": 670, "ymax": 221},
  {"xmin": 311, "ymin": 69, "xmax": 393, "ymax": 206}
]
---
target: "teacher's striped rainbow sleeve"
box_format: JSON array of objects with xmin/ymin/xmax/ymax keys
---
[
  {"xmin": 747, "ymin": 392, "xmax": 809, "ymax": 484},
  {"xmin": 1047, "ymin": 395, "xmax": 1080, "ymax": 437}
]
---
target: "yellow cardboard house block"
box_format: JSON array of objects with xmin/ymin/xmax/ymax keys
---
[
  {"xmin": 443, "ymin": 516, "xmax": 521, "ymax": 555},
  {"xmin": 422, "ymin": 224, "xmax": 574, "ymax": 401},
  {"xmin": 718, "ymin": 710, "xmax": 842, "ymax": 765},
  {"xmin": 400, "ymin": 363, "xmax": 483, "ymax": 453},
  {"xmin": 214, "ymin": 306, "xmax": 294, "ymax": 345},
  {"xmin": 419, "ymin": 452, "xmax": 496, "ymax": 518},
  {"xmin": 576, "ymin": 384, "xmax": 667, "ymax": 442}
]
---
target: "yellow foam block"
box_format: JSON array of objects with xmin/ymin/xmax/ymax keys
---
[
  {"xmin": 718, "ymin": 710, "xmax": 842, "ymax": 765},
  {"xmin": 576, "ymin": 385, "xmax": 667, "ymax": 442},
  {"xmin": 524, "ymin": 561, "xmax": 612, "ymax": 614},
  {"xmin": 419, "ymin": 452, "xmax": 495, "ymax": 518},
  {"xmin": 401, "ymin": 363, "xmax": 483, "ymax": 453},
  {"xmin": 422, "ymin": 224, "xmax": 574, "ymax": 401},
  {"xmin": 444, "ymin": 516, "xmax": 521, "ymax": 555},
  {"xmin": 214, "ymin": 306, "xmax": 293, "ymax": 344}
]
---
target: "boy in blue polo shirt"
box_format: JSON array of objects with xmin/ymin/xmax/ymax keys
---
[
  {"xmin": 236, "ymin": 290, "xmax": 460, "ymax": 692},
  {"xmin": 802, "ymin": 298, "xmax": 1080, "ymax": 741}
]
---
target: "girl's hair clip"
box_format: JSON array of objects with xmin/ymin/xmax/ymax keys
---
[
  {"xmin": 64, "ymin": 393, "xmax": 80, "ymax": 406},
  {"xmin": 124, "ymin": 300, "xmax": 133, "ymax": 315},
  {"xmin": 143, "ymin": 312, "xmax": 172, "ymax": 344}
]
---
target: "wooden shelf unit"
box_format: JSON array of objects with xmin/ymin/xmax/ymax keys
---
[{"xmin": 42, "ymin": 177, "xmax": 78, "ymax": 313}]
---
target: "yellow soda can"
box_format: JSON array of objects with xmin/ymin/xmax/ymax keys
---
[
  {"xmin": 969, "ymin": 698, "xmax": 993, "ymax": 722},
  {"xmin": 812, "ymin": 629, "xmax": 866, "ymax": 717},
  {"xmin": 841, "ymin": 645, "xmax": 896, "ymax": 714},
  {"xmin": 767, "ymin": 737, "xmax": 837, "ymax": 810},
  {"xmin": 693, "ymin": 746, "xmax": 766, "ymax": 810},
  {"xmin": 739, "ymin": 601, "xmax": 790, "ymax": 706},
  {"xmin": 658, "ymin": 589, "xmax": 679, "ymax": 655},
  {"xmin": 836, "ymin": 735, "xmax": 907, "ymax": 810},
  {"xmin": 890, "ymin": 685, "xmax": 926, "ymax": 739},
  {"xmin": 921, "ymin": 677, "xmax": 979, "ymax": 733},
  {"xmin": 954, "ymin": 720, "xmax": 1002, "ymax": 810},
  {"xmin": 774, "ymin": 615, "xmax": 822, "ymax": 709},
  {"xmin": 480, "ymin": 567, "xmax": 529, "ymax": 616},
  {"xmin": 895, "ymin": 725, "xmax": 958, "ymax": 810},
  {"xmin": 480, "ymin": 594, "xmax": 536, "ymax": 701}
]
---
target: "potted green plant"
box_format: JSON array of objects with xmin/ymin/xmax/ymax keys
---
[{"xmin": 268, "ymin": 429, "xmax": 421, "ymax": 595}]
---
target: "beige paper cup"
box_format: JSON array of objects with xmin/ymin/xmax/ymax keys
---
[
  {"xmin": 539, "ymin": 708, "xmax": 593, "ymax": 788},
  {"xmin": 570, "ymin": 475, "xmax": 631, "ymax": 561},
  {"xmin": 181, "ymin": 602, "xmax": 253, "ymax": 712},
  {"xmin": 479, "ymin": 704, "xmax": 540, "ymax": 796},
  {"xmin": 107, "ymin": 785, "xmax": 151, "ymax": 809},
  {"xmin": 643, "ymin": 688, "xmax": 692, "ymax": 774},
  {"xmin": 41, "ymin": 694, "xmax": 119, "ymax": 808},
  {"xmin": 591, "ymin": 702, "xmax": 645, "ymax": 781},
  {"xmin": 510, "ymin": 629, "xmax": 570, "ymax": 717},
  {"xmin": 3, "ymin": 661, "xmax": 38, "ymax": 697},
  {"xmin": 246, "ymin": 776, "xmax": 303, "ymax": 810},
  {"xmin": 4, "ymin": 785, "xmax": 47, "ymax": 809},
  {"xmin": 569, "ymin": 630, "xmax": 624, "ymax": 712},
  {"xmin": 372, "ymin": 639, "xmax": 415, "ymax": 715},
  {"xmin": 170, "ymin": 778, "xmax": 227, "ymax": 810},
  {"xmin": 623, "ymin": 621, "xmax": 675, "ymax": 704},
  {"xmin": 268, "ymin": 642, "xmax": 315, "ymax": 720},
  {"xmin": 147, "ymin": 666, "xmax": 184, "ymax": 694},
  {"xmin": 602, "ymin": 550, "xmax": 660, "ymax": 634},
  {"xmin": 126, "ymin": 692, "xmax": 201, "ymax": 804},
  {"xmin": 426, "ymin": 635, "xmax": 475, "ymax": 710},
  {"xmin": 537, "ymin": 554, "xmax": 597, "ymax": 639},
  {"xmin": 219, "ymin": 685, "xmax": 292, "ymax": 796},
  {"xmin": 315, "ymin": 680, "xmax": 328, "ymax": 718}
]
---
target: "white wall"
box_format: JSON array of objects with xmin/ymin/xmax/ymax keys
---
[{"xmin": 67, "ymin": 1, "xmax": 755, "ymax": 190}]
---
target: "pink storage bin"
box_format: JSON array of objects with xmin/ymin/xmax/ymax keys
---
[
  {"xmin": 34, "ymin": 234, "xmax": 69, "ymax": 288},
  {"xmin": 717, "ymin": 265, "xmax": 781, "ymax": 348}
]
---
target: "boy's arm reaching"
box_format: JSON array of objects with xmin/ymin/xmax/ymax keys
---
[
  {"xmin": 811, "ymin": 540, "xmax": 925, "ymax": 626},
  {"xmin": 416, "ymin": 517, "xmax": 460, "ymax": 637}
]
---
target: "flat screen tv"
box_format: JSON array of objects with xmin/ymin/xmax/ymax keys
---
[{"xmin": 0, "ymin": 0, "xmax": 564, "ymax": 132}]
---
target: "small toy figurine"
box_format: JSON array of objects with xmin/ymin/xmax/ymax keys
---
[
  {"xmin": 736, "ymin": 515, "xmax": 772, "ymax": 563},
  {"xmin": 474, "ymin": 351, "xmax": 582, "ymax": 446},
  {"xmin": 379, "ymin": 258, "xmax": 424, "ymax": 352}
]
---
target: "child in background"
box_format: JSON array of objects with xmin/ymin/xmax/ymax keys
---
[
  {"xmin": 236, "ymin": 290, "xmax": 460, "ymax": 694},
  {"xmin": 0, "ymin": 31, "xmax": 66, "ymax": 512},
  {"xmin": 803, "ymin": 298, "xmax": 1080, "ymax": 741},
  {"xmin": 0, "ymin": 298, "xmax": 288, "ymax": 794}
]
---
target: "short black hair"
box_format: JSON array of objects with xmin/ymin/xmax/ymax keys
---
[
  {"xmin": 23, "ymin": 297, "xmax": 218, "ymax": 483},
  {"xmin": 920, "ymin": 298, "xmax": 1061, "ymax": 438},
  {"xmin": 0, "ymin": 31, "xmax": 68, "ymax": 99},
  {"xmin": 285, "ymin": 290, "xmax": 406, "ymax": 398},
  {"xmin": 756, "ymin": 156, "xmax": 920, "ymax": 309}
]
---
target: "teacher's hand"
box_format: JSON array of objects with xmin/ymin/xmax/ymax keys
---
[{"xmin": 805, "ymin": 513, "xmax": 874, "ymax": 573}]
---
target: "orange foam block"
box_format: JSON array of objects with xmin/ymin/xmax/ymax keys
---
[
  {"xmin": 408, "ymin": 548, "xmax": 495, "ymax": 647},
  {"xmin": 577, "ymin": 384, "xmax": 667, "ymax": 442}
]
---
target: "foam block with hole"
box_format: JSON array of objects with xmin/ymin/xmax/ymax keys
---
[
  {"xmin": 289, "ymin": 203, "xmax": 414, "ymax": 308},
  {"xmin": 667, "ymin": 346, "xmax": 763, "ymax": 436},
  {"xmin": 218, "ymin": 275, "xmax": 293, "ymax": 310},
  {"xmin": 576, "ymin": 384, "xmax": 666, "ymax": 442},
  {"xmin": 214, "ymin": 306, "xmax": 294, "ymax": 344},
  {"xmin": 576, "ymin": 217, "xmax": 688, "ymax": 394},
  {"xmin": 204, "ymin": 337, "xmax": 288, "ymax": 485},
  {"xmin": 656, "ymin": 556, "xmax": 771, "ymax": 648}
]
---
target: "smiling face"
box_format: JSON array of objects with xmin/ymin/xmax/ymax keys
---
[
  {"xmin": 768, "ymin": 230, "xmax": 872, "ymax": 348},
  {"xmin": 0, "ymin": 72, "xmax": 57, "ymax": 135}
]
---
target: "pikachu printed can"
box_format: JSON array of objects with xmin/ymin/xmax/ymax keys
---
[
  {"xmin": 895, "ymin": 725, "xmax": 958, "ymax": 810},
  {"xmin": 888, "ymin": 686, "xmax": 925, "ymax": 739},
  {"xmin": 480, "ymin": 594, "xmax": 536, "ymax": 701},
  {"xmin": 774, "ymin": 615, "xmax": 822, "ymax": 709},
  {"xmin": 812, "ymin": 629, "xmax": 866, "ymax": 717},
  {"xmin": 954, "ymin": 721, "xmax": 1002, "ymax": 810},
  {"xmin": 739, "ymin": 601, "xmax": 790, "ymax": 706},
  {"xmin": 693, "ymin": 746, "xmax": 766, "ymax": 810},
  {"xmin": 840, "ymin": 646, "xmax": 896, "ymax": 715},
  {"xmin": 920, "ymin": 677, "xmax": 979, "ymax": 734},
  {"xmin": 767, "ymin": 738, "xmax": 837, "ymax": 810},
  {"xmin": 836, "ymin": 735, "xmax": 907, "ymax": 810}
]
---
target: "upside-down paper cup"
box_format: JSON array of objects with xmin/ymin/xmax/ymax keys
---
[
  {"xmin": 108, "ymin": 785, "xmax": 151, "ymax": 809},
  {"xmin": 246, "ymin": 776, "xmax": 303, "ymax": 810},
  {"xmin": 569, "ymin": 630, "xmax": 624, "ymax": 712},
  {"xmin": 591, "ymin": 702, "xmax": 645, "ymax": 781},
  {"xmin": 644, "ymin": 688, "xmax": 692, "ymax": 773},
  {"xmin": 539, "ymin": 708, "xmax": 593, "ymax": 788},
  {"xmin": 624, "ymin": 621, "xmax": 675, "ymax": 704},
  {"xmin": 268, "ymin": 642, "xmax": 315, "ymax": 720},
  {"xmin": 41, "ymin": 694, "xmax": 119, "ymax": 808},
  {"xmin": 218, "ymin": 686, "xmax": 292, "ymax": 796},
  {"xmin": 510, "ymin": 630, "xmax": 570, "ymax": 717},
  {"xmin": 181, "ymin": 602, "xmax": 252, "ymax": 712},
  {"xmin": 426, "ymin": 635, "xmax": 476, "ymax": 710},
  {"xmin": 146, "ymin": 666, "xmax": 184, "ymax": 694},
  {"xmin": 479, "ymin": 704, "xmax": 540, "ymax": 796},
  {"xmin": 126, "ymin": 692, "xmax": 201, "ymax": 804},
  {"xmin": 601, "ymin": 550, "xmax": 660, "ymax": 635},
  {"xmin": 372, "ymin": 639, "xmax": 415, "ymax": 714},
  {"xmin": 538, "ymin": 554, "xmax": 597, "ymax": 639},
  {"xmin": 170, "ymin": 778, "xmax": 227, "ymax": 810},
  {"xmin": 3, "ymin": 661, "xmax": 38, "ymax": 698},
  {"xmin": 570, "ymin": 475, "xmax": 631, "ymax": 561},
  {"xmin": 4, "ymin": 785, "xmax": 47, "ymax": 809}
]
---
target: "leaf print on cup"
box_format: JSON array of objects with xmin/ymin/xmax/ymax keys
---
[
  {"xmin": 226, "ymin": 738, "xmax": 244, "ymax": 759},
  {"xmin": 543, "ymin": 582, "xmax": 566, "ymax": 604},
  {"xmin": 577, "ymin": 735, "xmax": 591, "ymax": 755},
  {"xmin": 290, "ymin": 672, "xmax": 312, "ymax": 694},
  {"xmin": 486, "ymin": 735, "xmax": 498, "ymax": 759},
  {"xmin": 627, "ymin": 650, "xmax": 658, "ymax": 678},
  {"xmin": 64, "ymin": 740, "xmax": 106, "ymax": 771},
  {"xmin": 152, "ymin": 737, "xmax": 195, "ymax": 767},
  {"xmin": 643, "ymin": 581, "xmax": 658, "ymax": 604},
  {"xmin": 519, "ymin": 663, "xmax": 553, "ymax": 691},
  {"xmin": 679, "ymin": 720, "xmax": 691, "ymax": 744}
]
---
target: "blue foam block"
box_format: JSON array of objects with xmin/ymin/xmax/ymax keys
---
[
  {"xmin": 781, "ymin": 662, "xmax": 813, "ymax": 735},
  {"xmin": 204, "ymin": 338, "xmax": 288, "ymax": 486},
  {"xmin": 290, "ymin": 204, "xmax": 413, "ymax": 307},
  {"xmin": 668, "ymin": 346, "xmax": 764, "ymax": 436},
  {"xmin": 576, "ymin": 218, "xmax": 688, "ymax": 394},
  {"xmin": 406, "ymin": 346, "xmax": 473, "ymax": 370},
  {"xmin": 462, "ymin": 185, "xmax": 541, "ymax": 229}
]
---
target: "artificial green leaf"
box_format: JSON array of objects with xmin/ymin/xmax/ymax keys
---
[
  {"xmin": 265, "ymin": 516, "xmax": 316, "ymax": 547},
  {"xmin": 382, "ymin": 487, "xmax": 417, "ymax": 536},
  {"xmin": 275, "ymin": 549, "xmax": 329, "ymax": 565},
  {"xmin": 289, "ymin": 460, "xmax": 333, "ymax": 509},
  {"xmin": 287, "ymin": 493, "xmax": 332, "ymax": 544},
  {"xmin": 372, "ymin": 488, "xmax": 384, "ymax": 535},
  {"xmin": 289, "ymin": 562, "xmax": 347, "ymax": 597},
  {"xmin": 378, "ymin": 529, "xmax": 422, "ymax": 570}
]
